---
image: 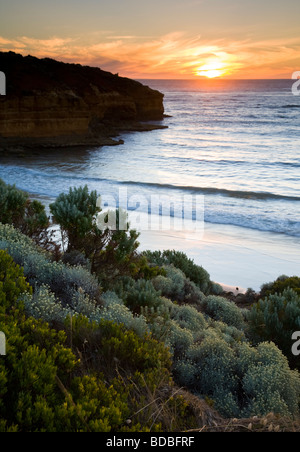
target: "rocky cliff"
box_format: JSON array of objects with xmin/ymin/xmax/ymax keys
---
[{"xmin": 0, "ymin": 52, "xmax": 166, "ymax": 148}]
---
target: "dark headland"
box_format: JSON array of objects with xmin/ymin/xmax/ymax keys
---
[{"xmin": 0, "ymin": 51, "xmax": 166, "ymax": 150}]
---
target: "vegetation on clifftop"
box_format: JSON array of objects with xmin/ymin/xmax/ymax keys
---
[{"xmin": 1, "ymin": 178, "xmax": 300, "ymax": 432}]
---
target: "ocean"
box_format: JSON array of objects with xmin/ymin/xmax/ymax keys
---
[{"xmin": 0, "ymin": 79, "xmax": 299, "ymax": 289}]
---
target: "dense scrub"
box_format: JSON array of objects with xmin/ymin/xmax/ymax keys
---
[
  {"xmin": 248, "ymin": 288, "xmax": 300, "ymax": 370},
  {"xmin": 260, "ymin": 275, "xmax": 300, "ymax": 298},
  {"xmin": 143, "ymin": 250, "xmax": 222, "ymax": 295},
  {"xmin": 1, "ymin": 179, "xmax": 300, "ymax": 430},
  {"xmin": 0, "ymin": 249, "xmax": 201, "ymax": 432}
]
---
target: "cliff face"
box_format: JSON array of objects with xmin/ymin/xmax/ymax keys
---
[{"xmin": 0, "ymin": 52, "xmax": 165, "ymax": 147}]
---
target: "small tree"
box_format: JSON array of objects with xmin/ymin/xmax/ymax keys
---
[
  {"xmin": 0, "ymin": 179, "xmax": 49, "ymax": 245},
  {"xmin": 0, "ymin": 249, "xmax": 32, "ymax": 314},
  {"xmin": 260, "ymin": 275, "xmax": 300, "ymax": 298},
  {"xmin": 50, "ymin": 186, "xmax": 141, "ymax": 283},
  {"xmin": 248, "ymin": 288, "xmax": 300, "ymax": 369},
  {"xmin": 50, "ymin": 185, "xmax": 100, "ymax": 252}
]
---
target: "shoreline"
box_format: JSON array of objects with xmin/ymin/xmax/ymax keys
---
[
  {"xmin": 15, "ymin": 194, "xmax": 300, "ymax": 293},
  {"xmin": 0, "ymin": 121, "xmax": 168, "ymax": 154},
  {"xmin": 137, "ymin": 221, "xmax": 300, "ymax": 292}
]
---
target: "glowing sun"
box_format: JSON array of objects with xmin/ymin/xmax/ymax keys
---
[{"xmin": 195, "ymin": 61, "xmax": 227, "ymax": 78}]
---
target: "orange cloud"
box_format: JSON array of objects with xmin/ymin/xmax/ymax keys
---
[{"xmin": 0, "ymin": 33, "xmax": 299, "ymax": 79}]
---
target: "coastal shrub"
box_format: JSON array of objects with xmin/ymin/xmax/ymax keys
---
[
  {"xmin": 152, "ymin": 265, "xmax": 205, "ymax": 304},
  {"xmin": 260, "ymin": 275, "xmax": 300, "ymax": 298},
  {"xmin": 0, "ymin": 179, "xmax": 51, "ymax": 246},
  {"xmin": 74, "ymin": 318, "xmax": 171, "ymax": 374},
  {"xmin": 49, "ymin": 185, "xmax": 100, "ymax": 252},
  {"xmin": 0, "ymin": 254, "xmax": 194, "ymax": 432},
  {"xmin": 134, "ymin": 256, "xmax": 167, "ymax": 280},
  {"xmin": 61, "ymin": 250, "xmax": 91, "ymax": 270},
  {"xmin": 0, "ymin": 307, "xmax": 144, "ymax": 431},
  {"xmin": 0, "ymin": 221, "xmax": 42, "ymax": 251},
  {"xmin": 65, "ymin": 316, "xmax": 199, "ymax": 432},
  {"xmin": 152, "ymin": 266, "xmax": 185, "ymax": 301},
  {"xmin": 92, "ymin": 290, "xmax": 149, "ymax": 336},
  {"xmin": 171, "ymin": 304, "xmax": 207, "ymax": 334},
  {"xmin": 0, "ymin": 249, "xmax": 32, "ymax": 314},
  {"xmin": 22, "ymin": 283, "xmax": 148, "ymax": 337},
  {"xmin": 50, "ymin": 186, "xmax": 141, "ymax": 282},
  {"xmin": 248, "ymin": 288, "xmax": 300, "ymax": 368},
  {"xmin": 120, "ymin": 278, "xmax": 162, "ymax": 314},
  {"xmin": 143, "ymin": 250, "xmax": 215, "ymax": 295},
  {"xmin": 200, "ymin": 295, "xmax": 246, "ymax": 330},
  {"xmin": 0, "ymin": 224, "xmax": 148, "ymax": 335},
  {"xmin": 0, "ymin": 223, "xmax": 101, "ymax": 307},
  {"xmin": 241, "ymin": 342, "xmax": 300, "ymax": 418},
  {"xmin": 22, "ymin": 284, "xmax": 72, "ymax": 325},
  {"xmin": 92, "ymin": 217, "xmax": 140, "ymax": 284},
  {"xmin": 211, "ymin": 320, "xmax": 246, "ymax": 346},
  {"xmin": 159, "ymin": 289, "xmax": 300, "ymax": 418},
  {"xmin": 173, "ymin": 335, "xmax": 300, "ymax": 419},
  {"xmin": 166, "ymin": 321, "xmax": 195, "ymax": 359},
  {"xmin": 0, "ymin": 178, "xmax": 28, "ymax": 225}
]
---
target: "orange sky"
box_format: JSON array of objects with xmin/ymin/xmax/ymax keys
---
[{"xmin": 0, "ymin": 1, "xmax": 300, "ymax": 79}]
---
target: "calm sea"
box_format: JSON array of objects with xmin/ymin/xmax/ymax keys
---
[{"xmin": 0, "ymin": 79, "xmax": 299, "ymax": 238}]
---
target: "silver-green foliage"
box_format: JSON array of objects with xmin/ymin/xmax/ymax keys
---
[
  {"xmin": 156, "ymin": 294, "xmax": 300, "ymax": 418},
  {"xmin": 200, "ymin": 295, "xmax": 246, "ymax": 329},
  {"xmin": 0, "ymin": 223, "xmax": 147, "ymax": 335},
  {"xmin": 22, "ymin": 284, "xmax": 71, "ymax": 324},
  {"xmin": 0, "ymin": 223, "xmax": 100, "ymax": 306},
  {"xmin": 2, "ymin": 223, "xmax": 300, "ymax": 419},
  {"xmin": 152, "ymin": 265, "xmax": 205, "ymax": 304},
  {"xmin": 22, "ymin": 284, "xmax": 148, "ymax": 336},
  {"xmin": 174, "ymin": 335, "xmax": 300, "ymax": 418},
  {"xmin": 248, "ymin": 288, "xmax": 300, "ymax": 362}
]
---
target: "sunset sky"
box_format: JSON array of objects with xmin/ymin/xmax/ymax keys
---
[{"xmin": 1, "ymin": 0, "xmax": 300, "ymax": 79}]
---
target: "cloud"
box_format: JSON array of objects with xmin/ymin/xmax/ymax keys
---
[{"xmin": 0, "ymin": 33, "xmax": 299, "ymax": 79}]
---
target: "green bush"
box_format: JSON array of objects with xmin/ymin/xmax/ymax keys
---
[
  {"xmin": 241, "ymin": 342, "xmax": 300, "ymax": 418},
  {"xmin": 248, "ymin": 288, "xmax": 300, "ymax": 368},
  {"xmin": 200, "ymin": 295, "xmax": 246, "ymax": 330},
  {"xmin": 3, "ymin": 185, "xmax": 300, "ymax": 424},
  {"xmin": 152, "ymin": 265, "xmax": 205, "ymax": 304},
  {"xmin": 117, "ymin": 278, "xmax": 162, "ymax": 314},
  {"xmin": 0, "ymin": 223, "xmax": 101, "ymax": 309},
  {"xmin": 0, "ymin": 225, "xmax": 148, "ymax": 334},
  {"xmin": 50, "ymin": 185, "xmax": 100, "ymax": 252},
  {"xmin": 143, "ymin": 250, "xmax": 219, "ymax": 295},
  {"xmin": 260, "ymin": 275, "xmax": 300, "ymax": 298},
  {"xmin": 0, "ymin": 249, "xmax": 32, "ymax": 314},
  {"xmin": 50, "ymin": 187, "xmax": 141, "ymax": 283},
  {"xmin": 0, "ymin": 179, "xmax": 28, "ymax": 225},
  {"xmin": 0, "ymin": 179, "xmax": 50, "ymax": 244},
  {"xmin": 174, "ymin": 336, "xmax": 300, "ymax": 418},
  {"xmin": 0, "ymin": 253, "xmax": 194, "ymax": 432},
  {"xmin": 134, "ymin": 256, "xmax": 167, "ymax": 280},
  {"xmin": 0, "ymin": 308, "xmax": 137, "ymax": 431}
]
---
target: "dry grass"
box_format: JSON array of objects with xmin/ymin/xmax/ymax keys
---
[{"xmin": 185, "ymin": 412, "xmax": 300, "ymax": 432}]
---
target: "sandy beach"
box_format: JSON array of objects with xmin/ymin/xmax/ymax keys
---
[
  {"xmin": 137, "ymin": 220, "xmax": 300, "ymax": 292},
  {"xmin": 43, "ymin": 197, "xmax": 300, "ymax": 294}
]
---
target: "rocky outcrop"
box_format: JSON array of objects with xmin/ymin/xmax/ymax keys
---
[{"xmin": 0, "ymin": 52, "xmax": 166, "ymax": 148}]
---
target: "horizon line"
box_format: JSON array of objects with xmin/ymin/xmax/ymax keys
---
[{"xmin": 136, "ymin": 77, "xmax": 295, "ymax": 80}]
